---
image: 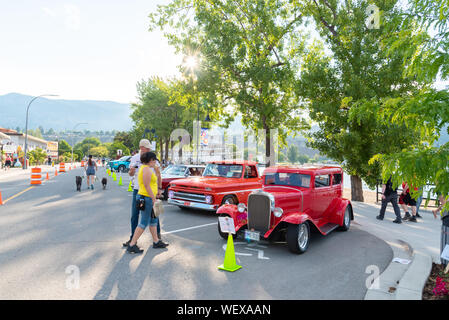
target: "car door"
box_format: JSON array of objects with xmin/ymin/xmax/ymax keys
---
[{"xmin": 312, "ymin": 174, "xmax": 332, "ymax": 222}]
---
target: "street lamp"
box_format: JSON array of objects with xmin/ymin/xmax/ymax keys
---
[
  {"xmin": 196, "ymin": 100, "xmax": 211, "ymax": 164},
  {"xmin": 72, "ymin": 122, "xmax": 88, "ymax": 163},
  {"xmin": 23, "ymin": 94, "xmax": 58, "ymax": 169}
]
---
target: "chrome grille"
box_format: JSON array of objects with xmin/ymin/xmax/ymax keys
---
[
  {"xmin": 173, "ymin": 192, "xmax": 206, "ymax": 203},
  {"xmin": 247, "ymin": 192, "xmax": 271, "ymax": 233}
]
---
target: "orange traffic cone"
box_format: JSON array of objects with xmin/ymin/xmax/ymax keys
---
[
  {"xmin": 55, "ymin": 169, "xmax": 58, "ymax": 176},
  {"xmin": 46, "ymin": 172, "xmax": 49, "ymax": 180},
  {"xmin": 0, "ymin": 190, "xmax": 3, "ymax": 205}
]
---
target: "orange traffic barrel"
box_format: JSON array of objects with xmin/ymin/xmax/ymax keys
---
[
  {"xmin": 59, "ymin": 162, "xmax": 66, "ymax": 173},
  {"xmin": 81, "ymin": 161, "xmax": 85, "ymax": 167},
  {"xmin": 31, "ymin": 167, "xmax": 42, "ymax": 185}
]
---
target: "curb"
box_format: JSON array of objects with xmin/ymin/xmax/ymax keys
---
[
  {"xmin": 395, "ymin": 251, "xmax": 432, "ymax": 299},
  {"xmin": 364, "ymin": 238, "xmax": 433, "ymax": 300}
]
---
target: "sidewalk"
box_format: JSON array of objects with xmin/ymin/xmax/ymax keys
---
[
  {"xmin": 0, "ymin": 162, "xmax": 81, "ymax": 182},
  {"xmin": 351, "ymin": 201, "xmax": 442, "ymax": 300}
]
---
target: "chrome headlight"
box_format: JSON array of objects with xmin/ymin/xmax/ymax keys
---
[
  {"xmin": 273, "ymin": 207, "xmax": 283, "ymax": 218},
  {"xmin": 205, "ymin": 195, "xmax": 213, "ymax": 204},
  {"xmin": 237, "ymin": 203, "xmax": 247, "ymax": 213},
  {"xmin": 168, "ymin": 190, "xmax": 174, "ymax": 199}
]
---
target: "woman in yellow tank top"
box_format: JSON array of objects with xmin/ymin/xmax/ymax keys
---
[{"xmin": 127, "ymin": 152, "xmax": 168, "ymax": 253}]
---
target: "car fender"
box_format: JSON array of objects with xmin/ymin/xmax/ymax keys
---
[
  {"xmin": 280, "ymin": 212, "xmax": 311, "ymax": 225},
  {"xmin": 329, "ymin": 198, "xmax": 353, "ymax": 226}
]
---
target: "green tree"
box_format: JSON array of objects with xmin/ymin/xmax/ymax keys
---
[
  {"xmin": 90, "ymin": 146, "xmax": 109, "ymax": 158},
  {"xmin": 107, "ymin": 141, "xmax": 130, "ymax": 159},
  {"xmin": 28, "ymin": 148, "xmax": 47, "ymax": 166},
  {"xmin": 131, "ymin": 77, "xmax": 193, "ymax": 162},
  {"xmin": 27, "ymin": 128, "xmax": 43, "ymax": 139},
  {"xmin": 113, "ymin": 131, "xmax": 134, "ymax": 152},
  {"xmin": 287, "ymin": 145, "xmax": 299, "ymax": 164},
  {"xmin": 367, "ymin": 0, "xmax": 449, "ymax": 209},
  {"xmin": 297, "ymin": 0, "xmax": 429, "ymax": 201},
  {"xmin": 74, "ymin": 137, "xmax": 101, "ymax": 156},
  {"xmin": 297, "ymin": 154, "xmax": 309, "ymax": 164},
  {"xmin": 58, "ymin": 139, "xmax": 72, "ymax": 155},
  {"xmin": 149, "ymin": 0, "xmax": 309, "ymax": 166}
]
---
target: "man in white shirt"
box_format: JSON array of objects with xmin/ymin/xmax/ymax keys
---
[{"xmin": 123, "ymin": 139, "xmax": 164, "ymax": 248}]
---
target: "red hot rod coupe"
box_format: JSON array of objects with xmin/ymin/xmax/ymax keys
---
[{"xmin": 216, "ymin": 165, "xmax": 353, "ymax": 254}]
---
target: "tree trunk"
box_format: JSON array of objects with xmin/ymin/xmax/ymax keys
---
[
  {"xmin": 350, "ymin": 175, "xmax": 364, "ymax": 202},
  {"xmin": 159, "ymin": 137, "xmax": 164, "ymax": 162},
  {"xmin": 164, "ymin": 138, "xmax": 169, "ymax": 162}
]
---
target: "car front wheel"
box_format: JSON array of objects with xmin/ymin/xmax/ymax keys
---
[
  {"xmin": 286, "ymin": 222, "xmax": 310, "ymax": 254},
  {"xmin": 221, "ymin": 195, "xmax": 237, "ymax": 206}
]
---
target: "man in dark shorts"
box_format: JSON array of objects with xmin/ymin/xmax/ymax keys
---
[
  {"xmin": 399, "ymin": 182, "xmax": 418, "ymax": 222},
  {"xmin": 377, "ymin": 177, "xmax": 402, "ymax": 224}
]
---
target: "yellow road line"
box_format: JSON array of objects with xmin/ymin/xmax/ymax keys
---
[{"xmin": 3, "ymin": 186, "xmax": 35, "ymax": 204}]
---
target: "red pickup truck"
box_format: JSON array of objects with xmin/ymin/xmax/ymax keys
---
[{"xmin": 167, "ymin": 160, "xmax": 263, "ymax": 211}]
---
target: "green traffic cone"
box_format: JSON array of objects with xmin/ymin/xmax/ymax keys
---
[
  {"xmin": 112, "ymin": 172, "xmax": 117, "ymax": 181},
  {"xmin": 118, "ymin": 176, "xmax": 123, "ymax": 186},
  {"xmin": 218, "ymin": 233, "xmax": 242, "ymax": 272},
  {"xmin": 127, "ymin": 181, "xmax": 133, "ymax": 192}
]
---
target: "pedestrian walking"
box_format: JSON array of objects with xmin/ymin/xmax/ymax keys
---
[
  {"xmin": 376, "ymin": 177, "xmax": 402, "ymax": 223},
  {"xmin": 123, "ymin": 139, "xmax": 164, "ymax": 248},
  {"xmin": 399, "ymin": 182, "xmax": 418, "ymax": 222},
  {"xmin": 432, "ymin": 192, "xmax": 449, "ymax": 266},
  {"xmin": 433, "ymin": 193, "xmax": 448, "ymax": 219},
  {"xmin": 4, "ymin": 155, "xmax": 11, "ymax": 170},
  {"xmin": 85, "ymin": 155, "xmax": 97, "ymax": 190},
  {"xmin": 127, "ymin": 151, "xmax": 168, "ymax": 254},
  {"xmin": 415, "ymin": 186, "xmax": 424, "ymax": 217}
]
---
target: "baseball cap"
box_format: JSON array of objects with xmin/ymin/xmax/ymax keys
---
[{"xmin": 139, "ymin": 139, "xmax": 151, "ymax": 149}]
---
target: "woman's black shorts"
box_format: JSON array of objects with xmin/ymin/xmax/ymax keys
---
[{"xmin": 403, "ymin": 193, "xmax": 417, "ymax": 206}]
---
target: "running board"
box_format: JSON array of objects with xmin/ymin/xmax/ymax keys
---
[{"xmin": 319, "ymin": 223, "xmax": 340, "ymax": 235}]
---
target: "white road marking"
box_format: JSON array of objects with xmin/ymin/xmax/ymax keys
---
[{"xmin": 161, "ymin": 222, "xmax": 218, "ymax": 235}]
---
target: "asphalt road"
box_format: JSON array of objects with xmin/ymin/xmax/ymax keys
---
[{"xmin": 0, "ymin": 166, "xmax": 393, "ymax": 299}]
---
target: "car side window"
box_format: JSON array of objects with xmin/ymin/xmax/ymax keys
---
[
  {"xmin": 244, "ymin": 166, "xmax": 258, "ymax": 178},
  {"xmin": 315, "ymin": 175, "xmax": 330, "ymax": 188},
  {"xmin": 333, "ymin": 173, "xmax": 342, "ymax": 185}
]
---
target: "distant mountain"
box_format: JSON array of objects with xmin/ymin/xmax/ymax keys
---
[{"xmin": 0, "ymin": 93, "xmax": 133, "ymax": 132}]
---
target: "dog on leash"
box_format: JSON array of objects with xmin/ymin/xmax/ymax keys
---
[
  {"xmin": 75, "ymin": 176, "xmax": 82, "ymax": 192},
  {"xmin": 101, "ymin": 177, "xmax": 107, "ymax": 190}
]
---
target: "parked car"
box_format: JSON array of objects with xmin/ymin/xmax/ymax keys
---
[
  {"xmin": 161, "ymin": 164, "xmax": 206, "ymax": 199},
  {"xmin": 215, "ymin": 165, "xmax": 353, "ymax": 254},
  {"xmin": 167, "ymin": 160, "xmax": 263, "ymax": 211},
  {"xmin": 107, "ymin": 155, "xmax": 132, "ymax": 172}
]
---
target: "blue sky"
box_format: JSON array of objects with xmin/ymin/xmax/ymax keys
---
[
  {"xmin": 0, "ymin": 1, "xmax": 446, "ymax": 105},
  {"xmin": 0, "ymin": 1, "xmax": 180, "ymax": 104}
]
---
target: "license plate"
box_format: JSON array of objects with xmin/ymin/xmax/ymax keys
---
[{"xmin": 245, "ymin": 230, "xmax": 260, "ymax": 241}]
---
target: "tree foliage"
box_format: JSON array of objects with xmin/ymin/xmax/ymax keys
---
[
  {"xmin": 296, "ymin": 0, "xmax": 431, "ymax": 200},
  {"xmin": 149, "ymin": 0, "xmax": 309, "ymax": 165},
  {"xmin": 28, "ymin": 148, "xmax": 47, "ymax": 166},
  {"xmin": 131, "ymin": 77, "xmax": 195, "ymax": 161},
  {"xmin": 369, "ymin": 0, "xmax": 449, "ymax": 209}
]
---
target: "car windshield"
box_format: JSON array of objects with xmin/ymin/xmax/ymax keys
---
[
  {"xmin": 162, "ymin": 165, "xmax": 187, "ymax": 176},
  {"xmin": 118, "ymin": 156, "xmax": 130, "ymax": 161},
  {"xmin": 203, "ymin": 164, "xmax": 243, "ymax": 178},
  {"xmin": 264, "ymin": 172, "xmax": 311, "ymax": 188}
]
